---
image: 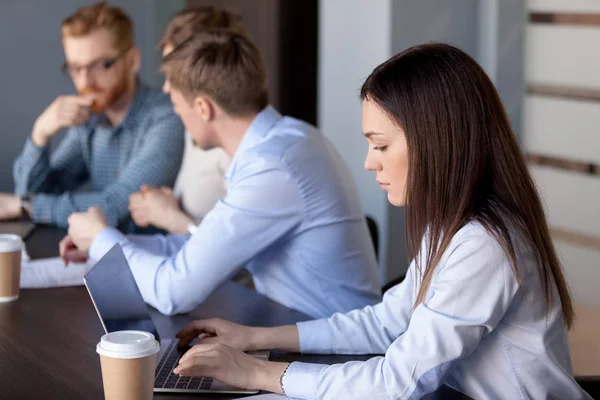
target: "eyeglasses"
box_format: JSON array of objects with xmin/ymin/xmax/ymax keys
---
[{"xmin": 61, "ymin": 47, "xmax": 131, "ymax": 77}]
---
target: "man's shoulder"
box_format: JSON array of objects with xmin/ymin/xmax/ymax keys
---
[
  {"xmin": 138, "ymin": 86, "xmax": 175, "ymax": 116},
  {"xmin": 131, "ymin": 86, "xmax": 183, "ymax": 136},
  {"xmin": 250, "ymin": 118, "xmax": 322, "ymax": 161}
]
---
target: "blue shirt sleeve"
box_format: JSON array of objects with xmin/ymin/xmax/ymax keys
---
[
  {"xmin": 124, "ymin": 234, "xmax": 190, "ymax": 257},
  {"xmin": 13, "ymin": 129, "xmax": 88, "ymax": 196},
  {"xmin": 28, "ymin": 111, "xmax": 184, "ymax": 227},
  {"xmin": 89, "ymin": 159, "xmax": 304, "ymax": 315},
  {"xmin": 284, "ymin": 227, "xmax": 520, "ymax": 400}
]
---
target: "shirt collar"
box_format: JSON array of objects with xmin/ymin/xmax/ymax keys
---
[{"xmin": 225, "ymin": 105, "xmax": 282, "ymax": 179}]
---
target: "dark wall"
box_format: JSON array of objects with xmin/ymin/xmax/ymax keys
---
[{"xmin": 187, "ymin": 0, "xmax": 318, "ymax": 124}]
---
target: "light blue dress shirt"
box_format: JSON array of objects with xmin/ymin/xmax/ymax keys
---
[
  {"xmin": 285, "ymin": 222, "xmax": 591, "ymax": 400},
  {"xmin": 13, "ymin": 83, "xmax": 184, "ymax": 232},
  {"xmin": 89, "ymin": 106, "xmax": 381, "ymax": 318}
]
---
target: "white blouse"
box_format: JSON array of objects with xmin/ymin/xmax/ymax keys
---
[{"xmin": 285, "ymin": 222, "xmax": 591, "ymax": 400}]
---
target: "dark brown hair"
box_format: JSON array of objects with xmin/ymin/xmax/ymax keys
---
[
  {"xmin": 159, "ymin": 6, "xmax": 248, "ymax": 50},
  {"xmin": 62, "ymin": 1, "xmax": 133, "ymax": 52},
  {"xmin": 361, "ymin": 43, "xmax": 574, "ymax": 328},
  {"xmin": 161, "ymin": 29, "xmax": 268, "ymax": 116}
]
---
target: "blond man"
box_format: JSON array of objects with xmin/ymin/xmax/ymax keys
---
[
  {"xmin": 128, "ymin": 7, "xmax": 248, "ymax": 234},
  {"xmin": 65, "ymin": 30, "xmax": 380, "ymax": 319}
]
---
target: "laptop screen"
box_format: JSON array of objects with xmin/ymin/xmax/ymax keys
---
[{"xmin": 84, "ymin": 243, "xmax": 160, "ymax": 341}]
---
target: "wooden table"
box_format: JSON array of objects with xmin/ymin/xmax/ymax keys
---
[{"xmin": 0, "ymin": 225, "xmax": 471, "ymax": 399}]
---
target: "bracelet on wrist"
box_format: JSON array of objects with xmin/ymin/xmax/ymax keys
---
[{"xmin": 279, "ymin": 363, "xmax": 290, "ymax": 395}]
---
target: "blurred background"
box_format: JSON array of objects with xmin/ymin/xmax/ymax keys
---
[{"xmin": 0, "ymin": 0, "xmax": 598, "ymax": 376}]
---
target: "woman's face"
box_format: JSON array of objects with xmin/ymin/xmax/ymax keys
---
[{"xmin": 362, "ymin": 99, "xmax": 409, "ymax": 207}]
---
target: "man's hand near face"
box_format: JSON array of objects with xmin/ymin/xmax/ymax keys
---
[{"xmin": 31, "ymin": 95, "xmax": 95, "ymax": 147}]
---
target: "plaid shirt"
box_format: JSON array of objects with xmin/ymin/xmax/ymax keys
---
[{"xmin": 13, "ymin": 83, "xmax": 184, "ymax": 232}]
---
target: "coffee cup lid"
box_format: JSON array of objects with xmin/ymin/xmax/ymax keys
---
[
  {"xmin": 96, "ymin": 330, "xmax": 160, "ymax": 359},
  {"xmin": 0, "ymin": 234, "xmax": 22, "ymax": 253}
]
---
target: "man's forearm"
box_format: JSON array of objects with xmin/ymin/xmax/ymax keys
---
[
  {"xmin": 31, "ymin": 124, "xmax": 51, "ymax": 148},
  {"xmin": 31, "ymin": 192, "xmax": 120, "ymax": 228},
  {"xmin": 13, "ymin": 139, "xmax": 51, "ymax": 196}
]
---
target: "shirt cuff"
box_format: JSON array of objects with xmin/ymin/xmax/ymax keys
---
[
  {"xmin": 30, "ymin": 194, "xmax": 53, "ymax": 225},
  {"xmin": 14, "ymin": 139, "xmax": 48, "ymax": 197},
  {"xmin": 89, "ymin": 227, "xmax": 128, "ymax": 260},
  {"xmin": 23, "ymin": 138, "xmax": 47, "ymax": 160},
  {"xmin": 283, "ymin": 362, "xmax": 326, "ymax": 400},
  {"xmin": 297, "ymin": 318, "xmax": 334, "ymax": 353}
]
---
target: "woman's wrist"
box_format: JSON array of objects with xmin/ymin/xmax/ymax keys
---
[{"xmin": 252, "ymin": 360, "xmax": 290, "ymax": 394}]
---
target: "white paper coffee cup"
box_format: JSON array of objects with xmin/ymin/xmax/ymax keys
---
[
  {"xmin": 97, "ymin": 331, "xmax": 160, "ymax": 400},
  {"xmin": 0, "ymin": 234, "xmax": 23, "ymax": 302}
]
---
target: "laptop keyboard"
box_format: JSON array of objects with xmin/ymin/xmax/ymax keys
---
[{"xmin": 155, "ymin": 341, "xmax": 213, "ymax": 390}]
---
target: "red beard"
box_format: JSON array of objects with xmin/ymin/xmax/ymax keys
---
[{"xmin": 78, "ymin": 74, "xmax": 129, "ymax": 114}]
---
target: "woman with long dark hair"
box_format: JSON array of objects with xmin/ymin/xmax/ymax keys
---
[{"xmin": 169, "ymin": 43, "xmax": 590, "ymax": 399}]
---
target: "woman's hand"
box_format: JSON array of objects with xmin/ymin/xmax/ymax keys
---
[
  {"xmin": 174, "ymin": 342, "xmax": 288, "ymax": 394},
  {"xmin": 176, "ymin": 318, "xmax": 302, "ymax": 353},
  {"xmin": 176, "ymin": 318, "xmax": 259, "ymax": 351}
]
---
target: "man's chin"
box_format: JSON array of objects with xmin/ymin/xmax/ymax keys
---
[
  {"xmin": 89, "ymin": 91, "xmax": 119, "ymax": 114},
  {"xmin": 90, "ymin": 101, "xmax": 109, "ymax": 114},
  {"xmin": 78, "ymin": 91, "xmax": 109, "ymax": 114},
  {"xmin": 81, "ymin": 80, "xmax": 129, "ymax": 114}
]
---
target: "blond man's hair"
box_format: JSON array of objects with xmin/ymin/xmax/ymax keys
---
[
  {"xmin": 61, "ymin": 1, "xmax": 133, "ymax": 52},
  {"xmin": 161, "ymin": 29, "xmax": 268, "ymax": 116},
  {"xmin": 159, "ymin": 6, "xmax": 248, "ymax": 50}
]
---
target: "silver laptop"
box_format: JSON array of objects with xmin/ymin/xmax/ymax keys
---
[{"xmin": 83, "ymin": 243, "xmax": 263, "ymax": 395}]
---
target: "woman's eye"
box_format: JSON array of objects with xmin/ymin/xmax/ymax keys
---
[{"xmin": 373, "ymin": 146, "xmax": 388, "ymax": 152}]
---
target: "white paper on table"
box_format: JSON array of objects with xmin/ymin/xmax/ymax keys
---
[
  {"xmin": 20, "ymin": 256, "xmax": 96, "ymax": 289},
  {"xmin": 233, "ymin": 395, "xmax": 290, "ymax": 399}
]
